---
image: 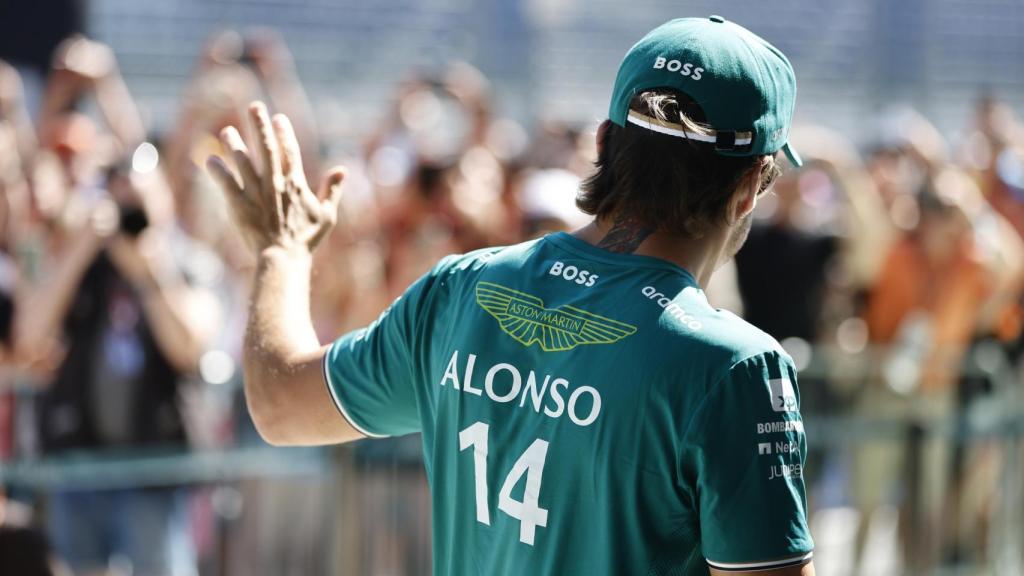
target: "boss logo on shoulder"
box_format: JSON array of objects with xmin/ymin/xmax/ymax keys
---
[
  {"xmin": 652, "ymin": 56, "xmax": 704, "ymax": 80},
  {"xmin": 549, "ymin": 261, "xmax": 598, "ymax": 287}
]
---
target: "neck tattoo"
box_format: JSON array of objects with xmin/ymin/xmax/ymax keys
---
[{"xmin": 597, "ymin": 216, "xmax": 654, "ymax": 254}]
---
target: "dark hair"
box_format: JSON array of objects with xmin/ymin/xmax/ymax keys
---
[{"xmin": 578, "ymin": 89, "xmax": 780, "ymax": 238}]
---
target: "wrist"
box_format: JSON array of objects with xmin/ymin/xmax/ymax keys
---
[{"xmin": 259, "ymin": 244, "xmax": 313, "ymax": 266}]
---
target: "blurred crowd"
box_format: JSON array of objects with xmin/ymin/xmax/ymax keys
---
[{"xmin": 0, "ymin": 29, "xmax": 1022, "ymax": 576}]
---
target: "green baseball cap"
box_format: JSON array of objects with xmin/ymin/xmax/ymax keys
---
[{"xmin": 608, "ymin": 15, "xmax": 801, "ymax": 167}]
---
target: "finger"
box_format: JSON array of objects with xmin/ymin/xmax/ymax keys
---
[
  {"xmin": 271, "ymin": 114, "xmax": 317, "ymax": 217},
  {"xmin": 271, "ymin": 114, "xmax": 307, "ymax": 187},
  {"xmin": 248, "ymin": 101, "xmax": 282, "ymax": 185},
  {"xmin": 318, "ymin": 168, "xmax": 347, "ymax": 231},
  {"xmin": 206, "ymin": 155, "xmax": 242, "ymax": 196},
  {"xmin": 307, "ymin": 169, "xmax": 346, "ymax": 248},
  {"xmin": 319, "ymin": 167, "xmax": 347, "ymax": 210},
  {"xmin": 248, "ymin": 101, "xmax": 284, "ymax": 226},
  {"xmin": 219, "ymin": 126, "xmax": 259, "ymax": 194},
  {"xmin": 207, "ymin": 156, "xmax": 261, "ymax": 228},
  {"xmin": 272, "ymin": 114, "xmax": 321, "ymax": 217}
]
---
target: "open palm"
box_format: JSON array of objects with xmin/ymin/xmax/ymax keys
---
[{"xmin": 206, "ymin": 101, "xmax": 345, "ymax": 254}]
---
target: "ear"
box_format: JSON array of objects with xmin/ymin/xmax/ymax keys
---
[
  {"xmin": 728, "ymin": 157, "xmax": 766, "ymax": 224},
  {"xmin": 595, "ymin": 120, "xmax": 611, "ymax": 157}
]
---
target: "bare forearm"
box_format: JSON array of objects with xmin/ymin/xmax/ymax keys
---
[
  {"xmin": 95, "ymin": 74, "xmax": 145, "ymax": 150},
  {"xmin": 163, "ymin": 106, "xmax": 203, "ymax": 199},
  {"xmin": 36, "ymin": 80, "xmax": 77, "ymax": 147},
  {"xmin": 244, "ymin": 246, "xmax": 324, "ymax": 428},
  {"xmin": 247, "ymin": 246, "xmax": 321, "ymax": 362},
  {"xmin": 140, "ymin": 285, "xmax": 216, "ymax": 373}
]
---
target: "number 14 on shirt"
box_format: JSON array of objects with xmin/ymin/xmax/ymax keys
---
[{"xmin": 458, "ymin": 421, "xmax": 550, "ymax": 545}]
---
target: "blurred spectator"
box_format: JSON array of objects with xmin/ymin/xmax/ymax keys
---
[
  {"xmin": 11, "ymin": 38, "xmax": 221, "ymax": 576},
  {"xmin": 19, "ymin": 164, "xmax": 219, "ymax": 575},
  {"xmin": 866, "ymin": 167, "xmax": 1022, "ymax": 393},
  {"xmin": 0, "ymin": 61, "xmax": 33, "ymax": 461},
  {"xmin": 735, "ymin": 163, "xmax": 840, "ymax": 344},
  {"xmin": 855, "ymin": 164, "xmax": 1024, "ymax": 571},
  {"xmin": 38, "ymin": 36, "xmax": 144, "ymax": 156},
  {"xmin": 363, "ymin": 65, "xmax": 509, "ymax": 298},
  {"xmin": 166, "ymin": 29, "xmax": 320, "ymax": 253},
  {"xmin": 733, "ymin": 126, "xmax": 892, "ymax": 418}
]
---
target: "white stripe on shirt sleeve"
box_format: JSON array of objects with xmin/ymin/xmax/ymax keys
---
[
  {"xmin": 322, "ymin": 349, "xmax": 389, "ymax": 439},
  {"xmin": 707, "ymin": 550, "xmax": 813, "ymax": 571}
]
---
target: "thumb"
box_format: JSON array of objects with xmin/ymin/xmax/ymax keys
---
[
  {"xmin": 308, "ymin": 168, "xmax": 348, "ymax": 248},
  {"xmin": 320, "ymin": 167, "xmax": 347, "ymax": 215}
]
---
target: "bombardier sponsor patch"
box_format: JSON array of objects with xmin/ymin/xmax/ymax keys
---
[{"xmin": 757, "ymin": 420, "xmax": 805, "ymax": 434}]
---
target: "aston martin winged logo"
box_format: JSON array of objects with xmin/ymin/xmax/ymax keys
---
[{"xmin": 475, "ymin": 282, "xmax": 637, "ymax": 352}]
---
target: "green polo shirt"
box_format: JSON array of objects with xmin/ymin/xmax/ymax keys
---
[{"xmin": 325, "ymin": 232, "xmax": 813, "ymax": 574}]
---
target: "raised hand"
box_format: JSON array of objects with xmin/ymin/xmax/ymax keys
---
[
  {"xmin": 52, "ymin": 36, "xmax": 118, "ymax": 84},
  {"xmin": 206, "ymin": 101, "xmax": 345, "ymax": 254}
]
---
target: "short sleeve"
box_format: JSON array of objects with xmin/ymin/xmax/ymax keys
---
[
  {"xmin": 323, "ymin": 259, "xmax": 451, "ymax": 438},
  {"xmin": 683, "ymin": 352, "xmax": 814, "ymax": 571}
]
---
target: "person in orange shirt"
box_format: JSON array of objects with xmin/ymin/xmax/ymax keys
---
[
  {"xmin": 867, "ymin": 168, "xmax": 1022, "ymax": 391},
  {"xmin": 855, "ymin": 166, "xmax": 1023, "ymax": 570}
]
